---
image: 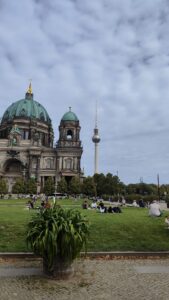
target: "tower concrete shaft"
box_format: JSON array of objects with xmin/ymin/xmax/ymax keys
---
[
  {"xmin": 94, "ymin": 142, "xmax": 99, "ymax": 174},
  {"xmin": 92, "ymin": 127, "xmax": 100, "ymax": 174}
]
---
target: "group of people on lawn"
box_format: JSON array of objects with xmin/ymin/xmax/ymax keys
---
[
  {"xmin": 82, "ymin": 200, "xmax": 122, "ymax": 213},
  {"xmin": 27, "ymin": 195, "xmax": 51, "ymax": 210},
  {"xmin": 82, "ymin": 197, "xmax": 146, "ymax": 213},
  {"xmin": 27, "ymin": 195, "xmax": 169, "ymax": 228},
  {"xmin": 83, "ymin": 199, "xmax": 169, "ymax": 227}
]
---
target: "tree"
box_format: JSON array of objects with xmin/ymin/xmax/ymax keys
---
[
  {"xmin": 26, "ymin": 178, "xmax": 37, "ymax": 194},
  {"xmin": 12, "ymin": 178, "xmax": 25, "ymax": 194},
  {"xmin": 69, "ymin": 177, "xmax": 81, "ymax": 195},
  {"xmin": 26, "ymin": 205, "xmax": 89, "ymax": 278},
  {"xmin": 57, "ymin": 177, "xmax": 67, "ymax": 194},
  {"xmin": 43, "ymin": 177, "xmax": 55, "ymax": 196},
  {"xmin": 103, "ymin": 173, "xmax": 119, "ymax": 195},
  {"xmin": 81, "ymin": 176, "xmax": 95, "ymax": 196},
  {"xmin": 126, "ymin": 183, "xmax": 157, "ymax": 196},
  {"xmin": 93, "ymin": 173, "xmax": 125, "ymax": 197},
  {"xmin": 0, "ymin": 178, "xmax": 8, "ymax": 194},
  {"xmin": 93, "ymin": 173, "xmax": 105, "ymax": 196}
]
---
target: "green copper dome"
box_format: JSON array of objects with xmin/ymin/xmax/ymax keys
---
[
  {"xmin": 61, "ymin": 107, "xmax": 78, "ymax": 122},
  {"xmin": 1, "ymin": 87, "xmax": 51, "ymax": 124}
]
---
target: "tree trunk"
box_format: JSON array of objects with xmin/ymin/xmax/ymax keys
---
[{"xmin": 43, "ymin": 256, "xmax": 74, "ymax": 279}]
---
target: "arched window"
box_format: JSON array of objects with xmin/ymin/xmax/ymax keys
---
[
  {"xmin": 67, "ymin": 129, "xmax": 73, "ymax": 140},
  {"xmin": 46, "ymin": 158, "xmax": 51, "ymax": 169},
  {"xmin": 66, "ymin": 158, "xmax": 72, "ymax": 169}
]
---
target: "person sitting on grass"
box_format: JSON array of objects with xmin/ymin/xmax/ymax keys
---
[
  {"xmin": 99, "ymin": 202, "xmax": 107, "ymax": 213},
  {"xmin": 112, "ymin": 206, "xmax": 122, "ymax": 213},
  {"xmin": 132, "ymin": 200, "xmax": 138, "ymax": 207},
  {"xmin": 107, "ymin": 206, "xmax": 113, "ymax": 213},
  {"xmin": 149, "ymin": 200, "xmax": 162, "ymax": 217},
  {"xmin": 82, "ymin": 200, "xmax": 88, "ymax": 209},
  {"xmin": 107, "ymin": 206, "xmax": 122, "ymax": 213},
  {"xmin": 91, "ymin": 200, "xmax": 97, "ymax": 209},
  {"xmin": 138, "ymin": 198, "xmax": 145, "ymax": 208}
]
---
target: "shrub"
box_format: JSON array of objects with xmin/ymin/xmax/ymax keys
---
[{"xmin": 26, "ymin": 205, "xmax": 89, "ymax": 278}]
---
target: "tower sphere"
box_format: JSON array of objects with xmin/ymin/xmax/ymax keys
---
[{"xmin": 92, "ymin": 128, "xmax": 100, "ymax": 143}]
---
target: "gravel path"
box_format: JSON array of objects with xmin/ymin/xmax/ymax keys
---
[{"xmin": 0, "ymin": 258, "xmax": 169, "ymax": 300}]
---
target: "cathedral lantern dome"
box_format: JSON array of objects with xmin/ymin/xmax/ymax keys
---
[
  {"xmin": 61, "ymin": 107, "xmax": 79, "ymax": 122},
  {"xmin": 1, "ymin": 83, "xmax": 51, "ymax": 125}
]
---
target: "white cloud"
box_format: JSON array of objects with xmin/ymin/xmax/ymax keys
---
[{"xmin": 0, "ymin": 0, "xmax": 169, "ymax": 183}]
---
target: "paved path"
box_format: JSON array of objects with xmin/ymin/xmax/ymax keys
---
[{"xmin": 1, "ymin": 258, "xmax": 169, "ymax": 300}]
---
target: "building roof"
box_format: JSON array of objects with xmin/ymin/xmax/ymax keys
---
[
  {"xmin": 1, "ymin": 84, "xmax": 51, "ymax": 124},
  {"xmin": 61, "ymin": 107, "xmax": 79, "ymax": 122}
]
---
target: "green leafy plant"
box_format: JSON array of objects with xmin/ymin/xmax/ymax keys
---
[{"xmin": 26, "ymin": 205, "xmax": 89, "ymax": 278}]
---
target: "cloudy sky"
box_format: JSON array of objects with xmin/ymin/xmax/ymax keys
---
[{"xmin": 0, "ymin": 0, "xmax": 169, "ymax": 184}]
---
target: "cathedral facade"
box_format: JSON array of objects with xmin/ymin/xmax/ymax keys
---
[{"xmin": 0, "ymin": 84, "xmax": 83, "ymax": 193}]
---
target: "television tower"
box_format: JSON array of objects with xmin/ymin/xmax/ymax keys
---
[{"xmin": 92, "ymin": 102, "xmax": 101, "ymax": 174}]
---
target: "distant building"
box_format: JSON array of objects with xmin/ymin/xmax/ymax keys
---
[{"xmin": 0, "ymin": 84, "xmax": 83, "ymax": 193}]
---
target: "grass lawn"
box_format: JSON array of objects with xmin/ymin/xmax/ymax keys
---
[{"xmin": 0, "ymin": 198, "xmax": 169, "ymax": 252}]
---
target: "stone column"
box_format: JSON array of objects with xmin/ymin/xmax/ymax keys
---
[{"xmin": 36, "ymin": 157, "xmax": 41, "ymax": 182}]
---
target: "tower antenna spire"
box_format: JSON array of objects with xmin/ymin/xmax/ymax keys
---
[{"xmin": 95, "ymin": 100, "xmax": 98, "ymax": 128}]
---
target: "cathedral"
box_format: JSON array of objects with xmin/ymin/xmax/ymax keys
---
[{"xmin": 0, "ymin": 83, "xmax": 83, "ymax": 193}]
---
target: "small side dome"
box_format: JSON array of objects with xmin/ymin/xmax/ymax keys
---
[{"xmin": 61, "ymin": 107, "xmax": 79, "ymax": 122}]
